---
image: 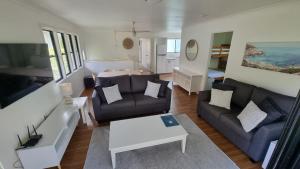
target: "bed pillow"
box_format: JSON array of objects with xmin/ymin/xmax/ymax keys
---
[
  {"xmin": 237, "ymin": 101, "xmax": 267, "ymax": 132},
  {"xmin": 209, "ymin": 88, "xmax": 233, "ymax": 109},
  {"xmin": 102, "ymin": 84, "xmax": 123, "ymax": 104},
  {"xmin": 144, "ymin": 81, "xmax": 161, "ymax": 98}
]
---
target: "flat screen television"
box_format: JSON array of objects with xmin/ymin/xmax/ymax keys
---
[{"xmin": 0, "ymin": 44, "xmax": 54, "ymax": 109}]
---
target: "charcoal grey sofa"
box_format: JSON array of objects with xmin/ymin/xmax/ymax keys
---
[
  {"xmin": 197, "ymin": 78, "xmax": 296, "ymax": 162},
  {"xmin": 92, "ymin": 74, "xmax": 171, "ymax": 122}
]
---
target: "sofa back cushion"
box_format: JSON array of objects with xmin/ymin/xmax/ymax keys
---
[
  {"xmin": 131, "ymin": 74, "xmax": 159, "ymax": 93},
  {"xmin": 96, "ymin": 75, "xmax": 131, "ymax": 94},
  {"xmin": 224, "ymin": 78, "xmax": 255, "ymax": 108},
  {"xmin": 251, "ymin": 87, "xmax": 295, "ymax": 115}
]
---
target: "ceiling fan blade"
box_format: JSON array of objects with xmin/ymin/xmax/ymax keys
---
[
  {"xmin": 135, "ymin": 31, "xmax": 151, "ymax": 33},
  {"xmin": 115, "ymin": 30, "xmax": 132, "ymax": 32}
]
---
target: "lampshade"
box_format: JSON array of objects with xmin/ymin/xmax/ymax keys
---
[{"xmin": 60, "ymin": 83, "xmax": 73, "ymax": 97}]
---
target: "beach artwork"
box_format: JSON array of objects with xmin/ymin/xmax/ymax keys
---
[{"xmin": 242, "ymin": 42, "xmax": 300, "ymax": 75}]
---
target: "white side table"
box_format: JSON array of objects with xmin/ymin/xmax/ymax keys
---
[
  {"xmin": 73, "ymin": 97, "xmax": 91, "ymax": 125},
  {"xmin": 262, "ymin": 140, "xmax": 278, "ymax": 169}
]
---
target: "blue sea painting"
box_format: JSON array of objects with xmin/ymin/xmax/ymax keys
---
[{"xmin": 242, "ymin": 42, "xmax": 300, "ymax": 75}]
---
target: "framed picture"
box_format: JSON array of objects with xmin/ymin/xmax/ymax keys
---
[{"xmin": 242, "ymin": 42, "xmax": 300, "ymax": 75}]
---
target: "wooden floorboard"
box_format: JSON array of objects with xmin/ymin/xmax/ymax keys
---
[{"xmin": 53, "ymin": 74, "xmax": 262, "ymax": 169}]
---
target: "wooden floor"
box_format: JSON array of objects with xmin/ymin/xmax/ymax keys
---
[{"xmin": 57, "ymin": 74, "xmax": 262, "ymax": 169}]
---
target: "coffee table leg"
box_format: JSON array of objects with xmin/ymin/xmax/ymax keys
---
[
  {"xmin": 111, "ymin": 151, "xmax": 116, "ymax": 168},
  {"xmin": 181, "ymin": 137, "xmax": 187, "ymax": 153}
]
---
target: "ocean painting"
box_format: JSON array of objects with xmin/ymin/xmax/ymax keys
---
[{"xmin": 242, "ymin": 42, "xmax": 300, "ymax": 75}]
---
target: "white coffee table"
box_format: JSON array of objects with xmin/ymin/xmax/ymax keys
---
[{"xmin": 109, "ymin": 114, "xmax": 188, "ymax": 169}]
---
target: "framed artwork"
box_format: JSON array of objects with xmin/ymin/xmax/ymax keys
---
[
  {"xmin": 242, "ymin": 42, "xmax": 300, "ymax": 75},
  {"xmin": 123, "ymin": 38, "xmax": 134, "ymax": 49}
]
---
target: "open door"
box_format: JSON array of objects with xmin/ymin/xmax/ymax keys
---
[
  {"xmin": 206, "ymin": 31, "xmax": 233, "ymax": 89},
  {"xmin": 139, "ymin": 38, "xmax": 151, "ymax": 70}
]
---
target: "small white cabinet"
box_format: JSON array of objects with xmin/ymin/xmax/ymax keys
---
[{"xmin": 173, "ymin": 67, "xmax": 202, "ymax": 95}]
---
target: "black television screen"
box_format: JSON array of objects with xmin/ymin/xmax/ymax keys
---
[{"xmin": 0, "ymin": 44, "xmax": 54, "ymax": 109}]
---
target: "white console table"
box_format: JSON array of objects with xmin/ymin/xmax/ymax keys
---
[
  {"xmin": 16, "ymin": 102, "xmax": 80, "ymax": 169},
  {"xmin": 173, "ymin": 67, "xmax": 202, "ymax": 95}
]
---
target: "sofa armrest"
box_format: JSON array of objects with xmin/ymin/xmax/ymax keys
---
[
  {"xmin": 247, "ymin": 121, "xmax": 285, "ymax": 161},
  {"xmin": 92, "ymin": 90, "xmax": 102, "ymax": 121},
  {"xmin": 165, "ymin": 86, "xmax": 172, "ymax": 112},
  {"xmin": 198, "ymin": 90, "xmax": 211, "ymax": 102},
  {"xmin": 197, "ymin": 90, "xmax": 211, "ymax": 116}
]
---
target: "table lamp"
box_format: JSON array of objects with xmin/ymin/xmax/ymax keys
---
[{"xmin": 60, "ymin": 83, "xmax": 73, "ymax": 104}]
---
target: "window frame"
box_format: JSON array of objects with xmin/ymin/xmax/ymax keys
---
[
  {"xmin": 167, "ymin": 39, "xmax": 181, "ymax": 53},
  {"xmin": 74, "ymin": 35, "xmax": 82, "ymax": 67},
  {"xmin": 42, "ymin": 29, "xmax": 63, "ymax": 82},
  {"xmin": 67, "ymin": 34, "xmax": 78, "ymax": 70},
  {"xmin": 57, "ymin": 32, "xmax": 71, "ymax": 75}
]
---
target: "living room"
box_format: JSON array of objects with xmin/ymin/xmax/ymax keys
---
[{"xmin": 0, "ymin": 0, "xmax": 300, "ymax": 169}]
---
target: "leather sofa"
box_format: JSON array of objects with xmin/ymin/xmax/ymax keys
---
[
  {"xmin": 92, "ymin": 74, "xmax": 171, "ymax": 122},
  {"xmin": 197, "ymin": 78, "xmax": 296, "ymax": 162}
]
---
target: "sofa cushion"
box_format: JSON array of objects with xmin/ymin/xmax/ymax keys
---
[
  {"xmin": 152, "ymin": 79, "xmax": 169, "ymax": 97},
  {"xmin": 144, "ymin": 81, "xmax": 161, "ymax": 98},
  {"xmin": 251, "ymin": 87, "xmax": 295, "ymax": 115},
  {"xmin": 199, "ymin": 101, "xmax": 242, "ymax": 119},
  {"xmin": 102, "ymin": 84, "xmax": 123, "ymax": 104},
  {"xmin": 224, "ymin": 78, "xmax": 255, "ymax": 108},
  {"xmin": 131, "ymin": 74, "xmax": 159, "ymax": 93},
  {"xmin": 254, "ymin": 98, "xmax": 286, "ymax": 130},
  {"xmin": 94, "ymin": 80, "xmax": 112, "ymax": 103},
  {"xmin": 237, "ymin": 101, "xmax": 267, "ymax": 132},
  {"xmin": 134, "ymin": 93, "xmax": 167, "ymax": 108},
  {"xmin": 220, "ymin": 113, "xmax": 254, "ymax": 142},
  {"xmin": 101, "ymin": 94, "xmax": 135, "ymax": 114},
  {"xmin": 209, "ymin": 88, "xmax": 233, "ymax": 110},
  {"xmin": 212, "ymin": 83, "xmax": 235, "ymax": 91},
  {"xmin": 97, "ymin": 75, "xmax": 131, "ymax": 94}
]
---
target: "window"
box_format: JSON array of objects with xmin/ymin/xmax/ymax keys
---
[
  {"xmin": 74, "ymin": 35, "xmax": 82, "ymax": 67},
  {"xmin": 57, "ymin": 33, "xmax": 71, "ymax": 75},
  {"xmin": 67, "ymin": 34, "xmax": 77, "ymax": 70},
  {"xmin": 42, "ymin": 30, "xmax": 62, "ymax": 81},
  {"xmin": 167, "ymin": 39, "xmax": 181, "ymax": 53}
]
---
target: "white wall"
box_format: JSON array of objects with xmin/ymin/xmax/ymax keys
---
[
  {"xmin": 82, "ymin": 29, "xmax": 142, "ymax": 61},
  {"xmin": 180, "ymin": 1, "xmax": 300, "ymax": 97},
  {"xmin": 0, "ymin": 0, "xmax": 84, "ymax": 168},
  {"xmin": 84, "ymin": 60, "xmax": 134, "ymax": 76},
  {"xmin": 81, "ymin": 28, "xmax": 181, "ymax": 73}
]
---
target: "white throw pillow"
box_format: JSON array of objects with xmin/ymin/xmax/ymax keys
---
[
  {"xmin": 237, "ymin": 101, "xmax": 267, "ymax": 132},
  {"xmin": 102, "ymin": 84, "xmax": 123, "ymax": 104},
  {"xmin": 144, "ymin": 81, "xmax": 161, "ymax": 98},
  {"xmin": 209, "ymin": 88, "xmax": 233, "ymax": 109}
]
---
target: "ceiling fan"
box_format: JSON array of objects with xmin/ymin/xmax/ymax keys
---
[{"xmin": 117, "ymin": 21, "xmax": 151, "ymax": 37}]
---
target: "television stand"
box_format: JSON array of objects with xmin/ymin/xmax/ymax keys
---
[{"xmin": 16, "ymin": 101, "xmax": 80, "ymax": 169}]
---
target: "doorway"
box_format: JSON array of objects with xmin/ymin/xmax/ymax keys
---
[
  {"xmin": 139, "ymin": 38, "xmax": 151, "ymax": 70},
  {"xmin": 207, "ymin": 31, "xmax": 233, "ymax": 89}
]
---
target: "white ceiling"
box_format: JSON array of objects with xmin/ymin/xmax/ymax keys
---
[{"xmin": 23, "ymin": 0, "xmax": 285, "ymax": 33}]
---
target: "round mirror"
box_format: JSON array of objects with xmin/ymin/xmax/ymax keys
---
[{"xmin": 185, "ymin": 39, "xmax": 198, "ymax": 61}]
